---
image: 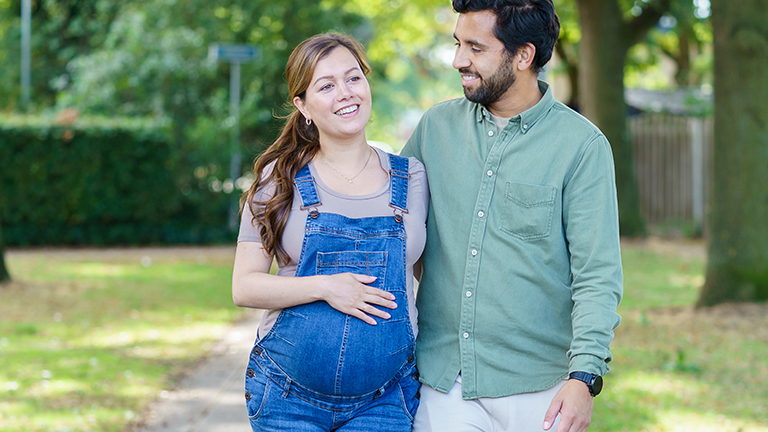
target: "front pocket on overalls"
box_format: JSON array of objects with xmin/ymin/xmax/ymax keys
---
[
  {"xmin": 316, "ymin": 251, "xmax": 389, "ymax": 290},
  {"xmin": 500, "ymin": 182, "xmax": 557, "ymax": 241},
  {"xmin": 244, "ymin": 357, "xmax": 271, "ymax": 420}
]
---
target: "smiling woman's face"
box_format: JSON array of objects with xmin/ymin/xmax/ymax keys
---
[{"xmin": 294, "ymin": 47, "xmax": 372, "ymax": 144}]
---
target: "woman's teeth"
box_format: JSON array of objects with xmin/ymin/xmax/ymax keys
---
[{"xmin": 336, "ymin": 105, "xmax": 358, "ymax": 115}]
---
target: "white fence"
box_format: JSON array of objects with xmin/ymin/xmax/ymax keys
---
[{"xmin": 629, "ymin": 113, "xmax": 714, "ymax": 231}]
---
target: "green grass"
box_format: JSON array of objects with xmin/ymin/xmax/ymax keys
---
[
  {"xmin": 0, "ymin": 247, "xmax": 242, "ymax": 432},
  {"xmin": 592, "ymin": 240, "xmax": 768, "ymax": 432},
  {"xmin": 1, "ymin": 241, "xmax": 766, "ymax": 432}
]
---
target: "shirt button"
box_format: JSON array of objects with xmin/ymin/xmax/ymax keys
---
[
  {"xmin": 463, "ymin": 332, "xmax": 470, "ymax": 339},
  {"xmin": 471, "ymin": 249, "xmax": 478, "ymax": 256},
  {"xmin": 523, "ymin": 124, "xmax": 528, "ymax": 130},
  {"xmin": 465, "ymin": 291, "xmax": 472, "ymax": 297},
  {"xmin": 486, "ymin": 170, "xmax": 493, "ymax": 177},
  {"xmin": 488, "ymin": 130, "xmax": 494, "ymax": 137},
  {"xmin": 477, "ymin": 211, "xmax": 485, "ymax": 218}
]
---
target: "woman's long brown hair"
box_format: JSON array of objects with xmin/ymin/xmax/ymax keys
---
[{"xmin": 241, "ymin": 33, "xmax": 371, "ymax": 265}]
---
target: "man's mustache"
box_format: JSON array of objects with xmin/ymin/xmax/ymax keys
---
[{"xmin": 458, "ymin": 68, "xmax": 481, "ymax": 79}]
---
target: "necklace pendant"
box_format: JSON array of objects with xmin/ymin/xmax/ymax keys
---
[{"xmin": 348, "ymin": 179, "xmax": 353, "ymax": 183}]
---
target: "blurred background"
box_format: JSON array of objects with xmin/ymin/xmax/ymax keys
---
[
  {"xmin": 3, "ymin": 2, "xmax": 768, "ymax": 432},
  {"xmin": 0, "ymin": 0, "xmax": 715, "ymax": 247}
]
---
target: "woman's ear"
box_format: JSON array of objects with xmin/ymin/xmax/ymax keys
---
[{"xmin": 293, "ymin": 96, "xmax": 310, "ymax": 122}]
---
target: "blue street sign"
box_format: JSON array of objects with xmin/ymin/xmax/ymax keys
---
[{"xmin": 208, "ymin": 44, "xmax": 259, "ymax": 63}]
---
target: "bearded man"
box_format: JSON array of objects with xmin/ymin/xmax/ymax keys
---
[{"xmin": 401, "ymin": 1, "xmax": 623, "ymax": 431}]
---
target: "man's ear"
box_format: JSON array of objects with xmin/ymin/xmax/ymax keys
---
[
  {"xmin": 293, "ymin": 96, "xmax": 310, "ymax": 122},
  {"xmin": 516, "ymin": 43, "xmax": 537, "ymax": 72}
]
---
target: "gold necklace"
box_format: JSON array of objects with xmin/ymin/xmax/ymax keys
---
[{"xmin": 319, "ymin": 147, "xmax": 374, "ymax": 183}]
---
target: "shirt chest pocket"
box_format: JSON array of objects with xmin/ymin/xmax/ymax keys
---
[{"xmin": 500, "ymin": 182, "xmax": 557, "ymax": 241}]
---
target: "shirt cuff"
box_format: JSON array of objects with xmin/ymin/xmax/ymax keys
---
[{"xmin": 569, "ymin": 354, "xmax": 610, "ymax": 376}]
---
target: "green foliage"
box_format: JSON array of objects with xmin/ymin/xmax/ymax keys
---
[
  {"xmin": 2, "ymin": 0, "xmax": 454, "ymax": 159},
  {"xmin": 0, "ymin": 0, "xmax": 121, "ymax": 111},
  {"xmin": 0, "ymin": 115, "xmax": 233, "ymax": 246}
]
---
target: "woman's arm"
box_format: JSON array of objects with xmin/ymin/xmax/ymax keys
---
[{"xmin": 232, "ymin": 242, "xmax": 398, "ymax": 325}]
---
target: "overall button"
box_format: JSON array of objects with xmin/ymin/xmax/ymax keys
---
[
  {"xmin": 246, "ymin": 369, "xmax": 256, "ymax": 378},
  {"xmin": 407, "ymin": 355, "xmax": 415, "ymax": 364},
  {"xmin": 245, "ymin": 392, "xmax": 252, "ymax": 401},
  {"xmin": 252, "ymin": 346, "xmax": 262, "ymax": 356}
]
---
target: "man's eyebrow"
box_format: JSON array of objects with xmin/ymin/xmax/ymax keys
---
[
  {"xmin": 453, "ymin": 33, "xmax": 489, "ymax": 49},
  {"xmin": 312, "ymin": 67, "xmax": 360, "ymax": 87}
]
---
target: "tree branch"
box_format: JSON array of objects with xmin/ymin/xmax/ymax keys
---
[{"xmin": 625, "ymin": 0, "xmax": 672, "ymax": 46}]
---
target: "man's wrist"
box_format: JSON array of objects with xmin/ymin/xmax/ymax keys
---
[{"xmin": 569, "ymin": 371, "xmax": 603, "ymax": 396}]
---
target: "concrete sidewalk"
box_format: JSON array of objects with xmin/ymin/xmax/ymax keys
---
[{"xmin": 130, "ymin": 310, "xmax": 263, "ymax": 432}]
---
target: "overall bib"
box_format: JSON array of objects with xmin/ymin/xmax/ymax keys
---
[{"xmin": 245, "ymin": 154, "xmax": 420, "ymax": 431}]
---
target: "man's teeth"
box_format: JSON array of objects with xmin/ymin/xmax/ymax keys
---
[{"xmin": 336, "ymin": 105, "xmax": 358, "ymax": 115}]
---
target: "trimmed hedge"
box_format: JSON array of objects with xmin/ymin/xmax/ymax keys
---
[{"xmin": 0, "ymin": 115, "xmax": 235, "ymax": 246}]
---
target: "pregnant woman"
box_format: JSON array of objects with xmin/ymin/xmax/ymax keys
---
[{"xmin": 232, "ymin": 32, "xmax": 428, "ymax": 431}]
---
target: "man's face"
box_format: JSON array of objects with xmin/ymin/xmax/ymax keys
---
[{"xmin": 452, "ymin": 11, "xmax": 517, "ymax": 106}]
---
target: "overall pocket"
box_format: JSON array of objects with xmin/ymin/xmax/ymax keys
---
[
  {"xmin": 316, "ymin": 251, "xmax": 388, "ymax": 290},
  {"xmin": 244, "ymin": 356, "xmax": 271, "ymax": 420},
  {"xmin": 500, "ymin": 181, "xmax": 557, "ymax": 241}
]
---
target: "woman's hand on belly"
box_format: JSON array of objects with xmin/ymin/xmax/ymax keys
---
[{"xmin": 317, "ymin": 273, "xmax": 397, "ymax": 325}]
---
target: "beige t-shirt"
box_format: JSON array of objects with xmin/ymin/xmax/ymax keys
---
[{"xmin": 238, "ymin": 147, "xmax": 429, "ymax": 338}]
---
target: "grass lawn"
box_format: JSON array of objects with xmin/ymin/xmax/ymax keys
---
[
  {"xmin": 0, "ymin": 247, "xmax": 242, "ymax": 432},
  {"xmin": 0, "ymin": 240, "xmax": 766, "ymax": 432},
  {"xmin": 594, "ymin": 238, "xmax": 768, "ymax": 432}
]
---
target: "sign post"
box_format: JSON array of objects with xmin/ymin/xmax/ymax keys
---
[
  {"xmin": 209, "ymin": 44, "xmax": 260, "ymax": 229},
  {"xmin": 21, "ymin": 0, "xmax": 31, "ymax": 108}
]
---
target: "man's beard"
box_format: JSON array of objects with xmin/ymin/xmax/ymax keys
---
[{"xmin": 461, "ymin": 55, "xmax": 517, "ymax": 106}]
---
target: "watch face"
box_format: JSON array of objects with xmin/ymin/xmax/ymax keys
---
[{"xmin": 592, "ymin": 375, "xmax": 603, "ymax": 396}]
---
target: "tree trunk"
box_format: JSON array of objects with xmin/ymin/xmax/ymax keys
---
[
  {"xmin": 0, "ymin": 226, "xmax": 10, "ymax": 284},
  {"xmin": 698, "ymin": 0, "xmax": 768, "ymax": 306},
  {"xmin": 555, "ymin": 41, "xmax": 580, "ymax": 110},
  {"xmin": 577, "ymin": 0, "xmax": 646, "ymax": 236}
]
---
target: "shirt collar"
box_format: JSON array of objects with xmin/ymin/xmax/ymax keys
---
[{"xmin": 475, "ymin": 80, "xmax": 555, "ymax": 134}]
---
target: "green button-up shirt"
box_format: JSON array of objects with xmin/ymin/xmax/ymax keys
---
[{"xmin": 401, "ymin": 81, "xmax": 623, "ymax": 399}]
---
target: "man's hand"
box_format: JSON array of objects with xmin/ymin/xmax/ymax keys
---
[{"xmin": 542, "ymin": 379, "xmax": 594, "ymax": 432}]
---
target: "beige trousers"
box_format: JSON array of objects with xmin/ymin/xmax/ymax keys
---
[{"xmin": 413, "ymin": 375, "xmax": 567, "ymax": 432}]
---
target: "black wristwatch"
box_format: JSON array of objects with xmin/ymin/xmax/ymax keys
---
[{"xmin": 569, "ymin": 372, "xmax": 603, "ymax": 396}]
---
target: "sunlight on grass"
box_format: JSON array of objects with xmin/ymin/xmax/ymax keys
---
[
  {"xmin": 0, "ymin": 247, "xmax": 240, "ymax": 432},
  {"xmin": 61, "ymin": 262, "xmax": 130, "ymax": 278},
  {"xmin": 587, "ymin": 240, "xmax": 768, "ymax": 432},
  {"xmin": 2, "ymin": 242, "xmax": 766, "ymax": 432}
]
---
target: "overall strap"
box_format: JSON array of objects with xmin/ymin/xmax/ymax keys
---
[
  {"xmin": 388, "ymin": 154, "xmax": 410, "ymax": 221},
  {"xmin": 293, "ymin": 164, "xmax": 322, "ymax": 214}
]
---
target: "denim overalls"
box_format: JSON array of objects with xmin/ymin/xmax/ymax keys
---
[{"xmin": 245, "ymin": 154, "xmax": 420, "ymax": 431}]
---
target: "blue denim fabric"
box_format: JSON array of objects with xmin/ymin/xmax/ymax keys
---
[
  {"xmin": 245, "ymin": 154, "xmax": 419, "ymax": 430},
  {"xmin": 245, "ymin": 346, "xmax": 420, "ymax": 431}
]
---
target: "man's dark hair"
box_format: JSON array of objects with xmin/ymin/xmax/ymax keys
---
[{"xmin": 452, "ymin": 0, "xmax": 560, "ymax": 73}]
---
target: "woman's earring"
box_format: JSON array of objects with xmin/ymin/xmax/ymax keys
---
[{"xmin": 306, "ymin": 118, "xmax": 312, "ymax": 126}]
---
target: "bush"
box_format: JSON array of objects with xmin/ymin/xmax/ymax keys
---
[{"xmin": 0, "ymin": 114, "xmax": 235, "ymax": 246}]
